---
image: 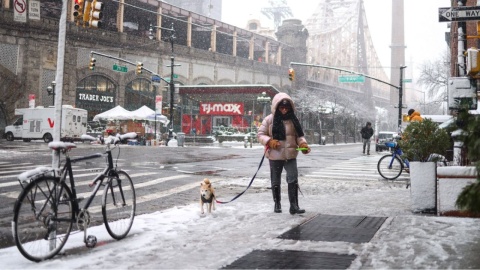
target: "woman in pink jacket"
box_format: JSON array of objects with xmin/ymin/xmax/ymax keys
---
[{"xmin": 257, "ymin": 93, "xmax": 311, "ymax": 215}]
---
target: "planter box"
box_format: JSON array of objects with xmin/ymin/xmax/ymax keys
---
[
  {"xmin": 410, "ymin": 161, "xmax": 437, "ymax": 213},
  {"xmin": 437, "ymin": 166, "xmax": 477, "ymax": 216}
]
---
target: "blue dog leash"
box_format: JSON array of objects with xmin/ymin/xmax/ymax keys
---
[{"xmin": 215, "ymin": 148, "xmax": 267, "ymax": 204}]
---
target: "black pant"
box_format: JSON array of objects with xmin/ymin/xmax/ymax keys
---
[{"xmin": 269, "ymin": 159, "xmax": 298, "ymax": 186}]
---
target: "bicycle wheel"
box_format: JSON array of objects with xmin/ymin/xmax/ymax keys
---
[
  {"xmin": 102, "ymin": 170, "xmax": 136, "ymax": 240},
  {"xmin": 377, "ymin": 155, "xmax": 404, "ymax": 180},
  {"xmin": 13, "ymin": 176, "xmax": 74, "ymax": 262}
]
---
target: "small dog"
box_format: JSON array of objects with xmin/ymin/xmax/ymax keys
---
[{"xmin": 200, "ymin": 178, "xmax": 216, "ymax": 214}]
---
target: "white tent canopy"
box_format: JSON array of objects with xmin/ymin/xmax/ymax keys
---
[
  {"xmin": 92, "ymin": 105, "xmax": 133, "ymax": 121},
  {"xmin": 93, "ymin": 105, "xmax": 168, "ymax": 124}
]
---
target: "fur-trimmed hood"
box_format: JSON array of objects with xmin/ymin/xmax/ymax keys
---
[{"xmin": 270, "ymin": 92, "xmax": 296, "ymax": 114}]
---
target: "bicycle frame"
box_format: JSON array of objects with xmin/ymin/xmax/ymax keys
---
[
  {"xmin": 388, "ymin": 145, "xmax": 409, "ymax": 169},
  {"xmin": 54, "ymin": 144, "xmax": 117, "ymax": 222}
]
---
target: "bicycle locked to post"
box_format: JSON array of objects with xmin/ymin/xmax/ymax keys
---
[
  {"xmin": 12, "ymin": 132, "xmax": 138, "ymax": 262},
  {"xmin": 377, "ymin": 136, "xmax": 448, "ymax": 186}
]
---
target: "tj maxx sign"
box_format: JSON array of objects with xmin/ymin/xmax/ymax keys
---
[{"xmin": 200, "ymin": 102, "xmax": 244, "ymax": 115}]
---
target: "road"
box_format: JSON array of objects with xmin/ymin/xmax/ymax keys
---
[{"xmin": 0, "ymin": 139, "xmax": 398, "ymax": 249}]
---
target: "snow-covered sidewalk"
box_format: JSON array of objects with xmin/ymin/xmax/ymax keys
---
[{"xmin": 2, "ymin": 174, "xmax": 480, "ymax": 269}]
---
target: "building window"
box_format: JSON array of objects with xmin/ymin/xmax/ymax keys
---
[
  {"xmin": 125, "ymin": 78, "xmax": 156, "ymax": 111},
  {"xmin": 76, "ymin": 75, "xmax": 116, "ymax": 120}
]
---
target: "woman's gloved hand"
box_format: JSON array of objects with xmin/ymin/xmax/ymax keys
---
[
  {"xmin": 299, "ymin": 143, "xmax": 311, "ymax": 154},
  {"xmin": 268, "ymin": 139, "xmax": 280, "ymax": 149}
]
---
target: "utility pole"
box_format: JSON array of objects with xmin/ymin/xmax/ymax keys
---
[{"xmin": 398, "ymin": 66, "xmax": 406, "ymax": 129}]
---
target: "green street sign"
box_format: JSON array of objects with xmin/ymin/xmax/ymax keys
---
[
  {"xmin": 164, "ymin": 77, "xmax": 171, "ymax": 82},
  {"xmin": 113, "ymin": 64, "xmax": 128, "ymax": 73},
  {"xmin": 338, "ymin": 75, "xmax": 365, "ymax": 83},
  {"xmin": 173, "ymin": 74, "xmax": 178, "ymax": 78},
  {"xmin": 403, "ymin": 79, "xmax": 412, "ymax": 83}
]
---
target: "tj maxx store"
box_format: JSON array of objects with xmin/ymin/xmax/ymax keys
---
[{"xmin": 177, "ymin": 85, "xmax": 279, "ymax": 135}]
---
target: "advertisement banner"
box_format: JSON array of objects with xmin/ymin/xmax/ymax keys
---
[
  {"xmin": 28, "ymin": 94, "xmax": 35, "ymax": 108},
  {"xmin": 199, "ymin": 102, "xmax": 244, "ymax": 115},
  {"xmin": 155, "ymin": 95, "xmax": 163, "ymax": 113}
]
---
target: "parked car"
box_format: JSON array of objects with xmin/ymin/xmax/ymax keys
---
[{"xmin": 375, "ymin": 131, "xmax": 397, "ymax": 152}]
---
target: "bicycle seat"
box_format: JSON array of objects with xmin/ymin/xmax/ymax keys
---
[{"xmin": 48, "ymin": 141, "xmax": 77, "ymax": 151}]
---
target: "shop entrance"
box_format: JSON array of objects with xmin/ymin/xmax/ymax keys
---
[{"xmin": 213, "ymin": 116, "xmax": 231, "ymax": 128}]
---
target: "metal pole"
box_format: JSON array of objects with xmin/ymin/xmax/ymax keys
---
[
  {"xmin": 167, "ymin": 23, "xmax": 176, "ymax": 144},
  {"xmin": 333, "ymin": 109, "xmax": 336, "ymax": 145},
  {"xmin": 398, "ymin": 66, "xmax": 406, "ymax": 129},
  {"xmin": 52, "ymin": 0, "xmax": 66, "ymax": 170},
  {"xmin": 168, "ymin": 55, "xmax": 174, "ymax": 143},
  {"xmin": 154, "ymin": 86, "xmax": 157, "ymax": 143}
]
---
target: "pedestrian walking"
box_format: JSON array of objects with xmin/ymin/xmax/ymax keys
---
[
  {"xmin": 407, "ymin": 108, "xmax": 423, "ymax": 122},
  {"xmin": 360, "ymin": 122, "xmax": 374, "ymax": 155},
  {"xmin": 257, "ymin": 93, "xmax": 310, "ymax": 215}
]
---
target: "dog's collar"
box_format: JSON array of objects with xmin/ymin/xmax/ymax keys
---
[{"xmin": 201, "ymin": 195, "xmax": 214, "ymax": 203}]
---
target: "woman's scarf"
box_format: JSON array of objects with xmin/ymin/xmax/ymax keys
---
[{"xmin": 272, "ymin": 109, "xmax": 304, "ymax": 140}]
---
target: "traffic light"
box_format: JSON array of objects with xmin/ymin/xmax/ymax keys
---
[
  {"xmin": 73, "ymin": 0, "xmax": 85, "ymax": 23},
  {"xmin": 89, "ymin": 57, "xmax": 96, "ymax": 70},
  {"xmin": 467, "ymin": 47, "xmax": 480, "ymax": 78},
  {"xmin": 136, "ymin": 62, "xmax": 143, "ymax": 74},
  {"xmin": 89, "ymin": 0, "xmax": 104, "ymax": 28},
  {"xmin": 288, "ymin": 68, "xmax": 295, "ymax": 81}
]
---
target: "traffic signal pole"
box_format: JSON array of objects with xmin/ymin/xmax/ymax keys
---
[{"xmin": 289, "ymin": 62, "xmax": 405, "ymax": 131}]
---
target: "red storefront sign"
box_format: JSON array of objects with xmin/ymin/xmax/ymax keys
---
[{"xmin": 199, "ymin": 102, "xmax": 244, "ymax": 115}]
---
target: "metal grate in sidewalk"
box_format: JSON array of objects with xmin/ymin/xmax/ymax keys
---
[
  {"xmin": 222, "ymin": 249, "xmax": 356, "ymax": 269},
  {"xmin": 278, "ymin": 214, "xmax": 387, "ymax": 243}
]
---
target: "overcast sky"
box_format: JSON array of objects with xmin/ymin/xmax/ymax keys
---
[{"xmin": 222, "ymin": 0, "xmax": 451, "ymax": 94}]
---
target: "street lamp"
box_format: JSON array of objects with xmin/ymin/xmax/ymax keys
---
[
  {"xmin": 148, "ymin": 23, "xmax": 179, "ymax": 145},
  {"xmin": 46, "ymin": 81, "xmax": 56, "ymax": 106},
  {"xmin": 256, "ymin": 92, "xmax": 271, "ymax": 118}
]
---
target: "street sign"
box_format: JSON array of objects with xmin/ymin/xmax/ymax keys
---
[
  {"xmin": 113, "ymin": 64, "xmax": 128, "ymax": 73},
  {"xmin": 439, "ymin": 6, "xmax": 480, "ymax": 22},
  {"xmin": 173, "ymin": 74, "xmax": 178, "ymax": 79},
  {"xmin": 152, "ymin": 75, "xmax": 161, "ymax": 82},
  {"xmin": 403, "ymin": 79, "xmax": 412, "ymax": 83},
  {"xmin": 338, "ymin": 74, "xmax": 365, "ymax": 83}
]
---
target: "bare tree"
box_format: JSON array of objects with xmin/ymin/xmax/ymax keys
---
[{"xmin": 416, "ymin": 50, "xmax": 450, "ymax": 114}]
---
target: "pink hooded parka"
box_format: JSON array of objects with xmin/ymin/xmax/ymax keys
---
[{"xmin": 257, "ymin": 93, "xmax": 307, "ymax": 160}]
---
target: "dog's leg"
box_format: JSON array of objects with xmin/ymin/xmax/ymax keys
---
[
  {"xmin": 207, "ymin": 202, "xmax": 212, "ymax": 213},
  {"xmin": 212, "ymin": 200, "xmax": 216, "ymax": 211},
  {"xmin": 200, "ymin": 200, "xmax": 204, "ymax": 214}
]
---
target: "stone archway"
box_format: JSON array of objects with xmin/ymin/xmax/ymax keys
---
[{"xmin": 76, "ymin": 74, "xmax": 117, "ymax": 120}]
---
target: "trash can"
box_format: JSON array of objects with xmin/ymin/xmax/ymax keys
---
[{"xmin": 177, "ymin": 132, "xmax": 185, "ymax": 147}]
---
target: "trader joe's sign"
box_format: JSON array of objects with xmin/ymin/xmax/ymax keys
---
[{"xmin": 200, "ymin": 102, "xmax": 244, "ymax": 115}]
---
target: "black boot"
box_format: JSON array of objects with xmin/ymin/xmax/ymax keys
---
[
  {"xmin": 272, "ymin": 185, "xmax": 282, "ymax": 213},
  {"xmin": 288, "ymin": 183, "xmax": 305, "ymax": 215}
]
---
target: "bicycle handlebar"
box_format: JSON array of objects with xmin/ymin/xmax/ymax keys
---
[{"xmin": 81, "ymin": 132, "xmax": 138, "ymax": 145}]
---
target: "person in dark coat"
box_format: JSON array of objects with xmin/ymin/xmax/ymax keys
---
[{"xmin": 360, "ymin": 122, "xmax": 374, "ymax": 155}]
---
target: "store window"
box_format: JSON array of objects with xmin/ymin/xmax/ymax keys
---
[
  {"xmin": 76, "ymin": 75, "xmax": 116, "ymax": 120},
  {"xmin": 125, "ymin": 78, "xmax": 156, "ymax": 111}
]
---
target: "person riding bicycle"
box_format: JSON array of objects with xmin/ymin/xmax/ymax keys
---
[{"xmin": 360, "ymin": 122, "xmax": 374, "ymax": 155}]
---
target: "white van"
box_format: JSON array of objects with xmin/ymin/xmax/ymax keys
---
[{"xmin": 5, "ymin": 105, "xmax": 88, "ymax": 142}]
